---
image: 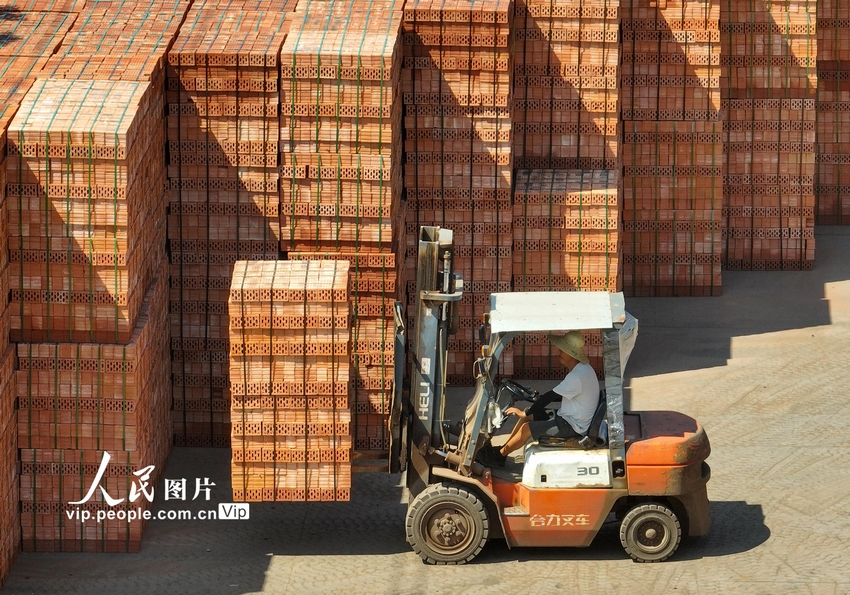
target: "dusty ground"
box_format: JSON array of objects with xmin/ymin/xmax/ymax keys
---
[{"xmin": 3, "ymin": 227, "xmax": 850, "ymax": 595}]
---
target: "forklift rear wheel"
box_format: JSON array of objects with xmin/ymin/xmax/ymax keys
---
[
  {"xmin": 406, "ymin": 483, "xmax": 489, "ymax": 565},
  {"xmin": 619, "ymin": 503, "xmax": 682, "ymax": 563}
]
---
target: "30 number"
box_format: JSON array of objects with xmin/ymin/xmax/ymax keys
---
[{"xmin": 577, "ymin": 466, "xmax": 600, "ymax": 476}]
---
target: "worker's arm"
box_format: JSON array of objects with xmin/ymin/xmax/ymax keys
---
[{"xmin": 524, "ymin": 390, "xmax": 561, "ymax": 419}]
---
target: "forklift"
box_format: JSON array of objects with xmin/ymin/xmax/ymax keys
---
[{"xmin": 389, "ymin": 226, "xmax": 711, "ymax": 564}]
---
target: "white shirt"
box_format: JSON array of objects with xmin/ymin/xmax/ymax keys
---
[{"xmin": 552, "ymin": 362, "xmax": 600, "ymax": 434}]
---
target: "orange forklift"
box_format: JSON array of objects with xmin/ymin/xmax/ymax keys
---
[{"xmin": 390, "ymin": 226, "xmax": 711, "ymax": 564}]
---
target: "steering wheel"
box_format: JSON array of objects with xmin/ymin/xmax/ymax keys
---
[{"xmin": 500, "ymin": 379, "xmax": 538, "ymax": 404}]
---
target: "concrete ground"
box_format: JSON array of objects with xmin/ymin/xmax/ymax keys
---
[{"xmin": 3, "ymin": 228, "xmax": 850, "ymax": 595}]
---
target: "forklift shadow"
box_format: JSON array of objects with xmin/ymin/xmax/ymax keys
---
[{"xmin": 475, "ymin": 501, "xmax": 768, "ymax": 564}]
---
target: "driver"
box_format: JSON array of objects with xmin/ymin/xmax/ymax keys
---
[{"xmin": 478, "ymin": 331, "xmax": 600, "ymax": 467}]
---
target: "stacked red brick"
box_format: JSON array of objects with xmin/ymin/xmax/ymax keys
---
[
  {"xmin": 280, "ymin": 0, "xmax": 404, "ymax": 450},
  {"xmin": 816, "ymin": 0, "xmax": 850, "ymax": 224},
  {"xmin": 0, "ymin": 79, "xmax": 30, "ymax": 588},
  {"xmin": 7, "ymin": 80, "xmax": 171, "ymax": 552},
  {"xmin": 721, "ymin": 1, "xmax": 816, "ymax": 270},
  {"xmin": 0, "ymin": 0, "xmax": 84, "ymax": 578},
  {"xmin": 0, "ymin": 3, "xmax": 75, "ymax": 80},
  {"xmin": 167, "ymin": 1, "xmax": 296, "ymax": 447},
  {"xmin": 511, "ymin": 169, "xmax": 619, "ymax": 378},
  {"xmin": 513, "ymin": 0, "xmax": 620, "ymax": 171},
  {"xmin": 0, "ymin": 83, "xmax": 23, "ymax": 580},
  {"xmin": 402, "ymin": 0, "xmax": 512, "ymax": 385},
  {"xmin": 43, "ymin": 0, "xmax": 188, "ymax": 84},
  {"xmin": 621, "ymin": 0, "xmax": 723, "ymax": 295},
  {"xmin": 0, "ymin": 346, "xmax": 15, "ymax": 583},
  {"xmin": 230, "ymin": 260, "xmax": 351, "ymax": 502}
]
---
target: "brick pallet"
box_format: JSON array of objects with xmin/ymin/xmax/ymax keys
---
[
  {"xmin": 816, "ymin": 1, "xmax": 850, "ymax": 224},
  {"xmin": 280, "ymin": 0, "xmax": 404, "ymax": 447},
  {"xmin": 622, "ymin": 120, "xmax": 722, "ymax": 295},
  {"xmin": 0, "ymin": 8, "xmax": 75, "ymax": 72},
  {"xmin": 721, "ymin": 0, "xmax": 817, "ymax": 269},
  {"xmin": 621, "ymin": 0, "xmax": 723, "ymax": 295},
  {"xmin": 167, "ymin": 3, "xmax": 296, "ymax": 446},
  {"xmin": 621, "ymin": 0, "xmax": 720, "ymax": 120},
  {"xmin": 514, "ymin": 0, "xmax": 620, "ymax": 170},
  {"xmin": 402, "ymin": 0, "xmax": 513, "ymax": 385},
  {"xmin": 279, "ymin": 0, "xmax": 403, "ymax": 252},
  {"xmin": 513, "ymin": 168, "xmax": 621, "ymax": 290},
  {"xmin": 17, "ymin": 267, "xmax": 171, "ymax": 552},
  {"xmin": 816, "ymin": 62, "xmax": 850, "ymax": 225},
  {"xmin": 43, "ymin": 0, "xmax": 189, "ymax": 83},
  {"xmin": 7, "ymin": 79, "xmax": 167, "ymax": 344},
  {"xmin": 288, "ymin": 252, "xmax": 400, "ymax": 451},
  {"xmin": 0, "ymin": 346, "xmax": 17, "ymax": 586},
  {"xmin": 230, "ymin": 260, "xmax": 352, "ymax": 501},
  {"xmin": 511, "ymin": 168, "xmax": 619, "ymax": 375}
]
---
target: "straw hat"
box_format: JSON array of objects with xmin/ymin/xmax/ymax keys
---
[{"xmin": 548, "ymin": 331, "xmax": 589, "ymax": 364}]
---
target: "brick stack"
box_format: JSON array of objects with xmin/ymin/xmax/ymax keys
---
[
  {"xmin": 17, "ymin": 269, "xmax": 170, "ymax": 552},
  {"xmin": 511, "ymin": 169, "xmax": 619, "ymax": 378},
  {"xmin": 8, "ymin": 80, "xmax": 165, "ymax": 344},
  {"xmin": 0, "ymin": 1, "xmax": 82, "ymax": 573},
  {"xmin": 816, "ymin": 0, "xmax": 850, "ymax": 224},
  {"xmin": 280, "ymin": 0, "xmax": 405, "ymax": 450},
  {"xmin": 721, "ymin": 0, "xmax": 816, "ymax": 270},
  {"xmin": 0, "ymin": 343, "xmax": 15, "ymax": 584},
  {"xmin": 0, "ymin": 4, "xmax": 75, "ymax": 80},
  {"xmin": 43, "ymin": 0, "xmax": 188, "ymax": 83},
  {"xmin": 621, "ymin": 0, "xmax": 723, "ymax": 295},
  {"xmin": 402, "ymin": 0, "xmax": 513, "ymax": 385},
  {"xmin": 288, "ymin": 252, "xmax": 399, "ymax": 451},
  {"xmin": 8, "ymin": 79, "xmax": 171, "ymax": 552},
  {"xmin": 513, "ymin": 0, "xmax": 620, "ymax": 171},
  {"xmin": 167, "ymin": 2, "xmax": 296, "ymax": 447},
  {"xmin": 229, "ymin": 260, "xmax": 351, "ymax": 502}
]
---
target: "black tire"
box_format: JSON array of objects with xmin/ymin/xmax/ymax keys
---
[
  {"xmin": 406, "ymin": 483, "xmax": 489, "ymax": 565},
  {"xmin": 619, "ymin": 503, "xmax": 682, "ymax": 563}
]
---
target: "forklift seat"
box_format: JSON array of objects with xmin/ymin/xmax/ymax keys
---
[{"xmin": 538, "ymin": 391, "xmax": 608, "ymax": 450}]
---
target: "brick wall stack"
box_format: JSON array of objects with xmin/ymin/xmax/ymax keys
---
[
  {"xmin": 0, "ymin": 345, "xmax": 15, "ymax": 581},
  {"xmin": 0, "ymin": 2, "xmax": 75, "ymax": 80},
  {"xmin": 0, "ymin": 0, "xmax": 85, "ymax": 579},
  {"xmin": 513, "ymin": 0, "xmax": 620, "ymax": 171},
  {"xmin": 7, "ymin": 79, "xmax": 171, "ymax": 552},
  {"xmin": 511, "ymin": 169, "xmax": 619, "ymax": 378},
  {"xmin": 17, "ymin": 270, "xmax": 169, "ymax": 552},
  {"xmin": 229, "ymin": 260, "xmax": 351, "ymax": 502},
  {"xmin": 621, "ymin": 0, "xmax": 723, "ymax": 296},
  {"xmin": 721, "ymin": 0, "xmax": 816, "ymax": 270},
  {"xmin": 816, "ymin": 0, "xmax": 850, "ymax": 224},
  {"xmin": 0, "ymin": 78, "xmax": 30, "ymax": 588},
  {"xmin": 402, "ymin": 0, "xmax": 513, "ymax": 385},
  {"xmin": 166, "ymin": 1, "xmax": 297, "ymax": 447},
  {"xmin": 280, "ymin": 0, "xmax": 405, "ymax": 451},
  {"xmin": 43, "ymin": 0, "xmax": 188, "ymax": 84}
]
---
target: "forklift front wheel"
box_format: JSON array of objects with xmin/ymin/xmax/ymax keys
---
[
  {"xmin": 406, "ymin": 483, "xmax": 489, "ymax": 565},
  {"xmin": 619, "ymin": 503, "xmax": 682, "ymax": 563}
]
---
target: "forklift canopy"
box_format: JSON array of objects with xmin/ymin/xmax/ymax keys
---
[{"xmin": 488, "ymin": 292, "xmax": 626, "ymax": 335}]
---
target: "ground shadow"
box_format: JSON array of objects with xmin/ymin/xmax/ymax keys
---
[
  {"xmin": 475, "ymin": 500, "xmax": 768, "ymax": 565},
  {"xmin": 623, "ymin": 227, "xmax": 850, "ymax": 387}
]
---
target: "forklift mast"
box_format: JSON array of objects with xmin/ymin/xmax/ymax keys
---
[{"xmin": 405, "ymin": 226, "xmax": 463, "ymax": 497}]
